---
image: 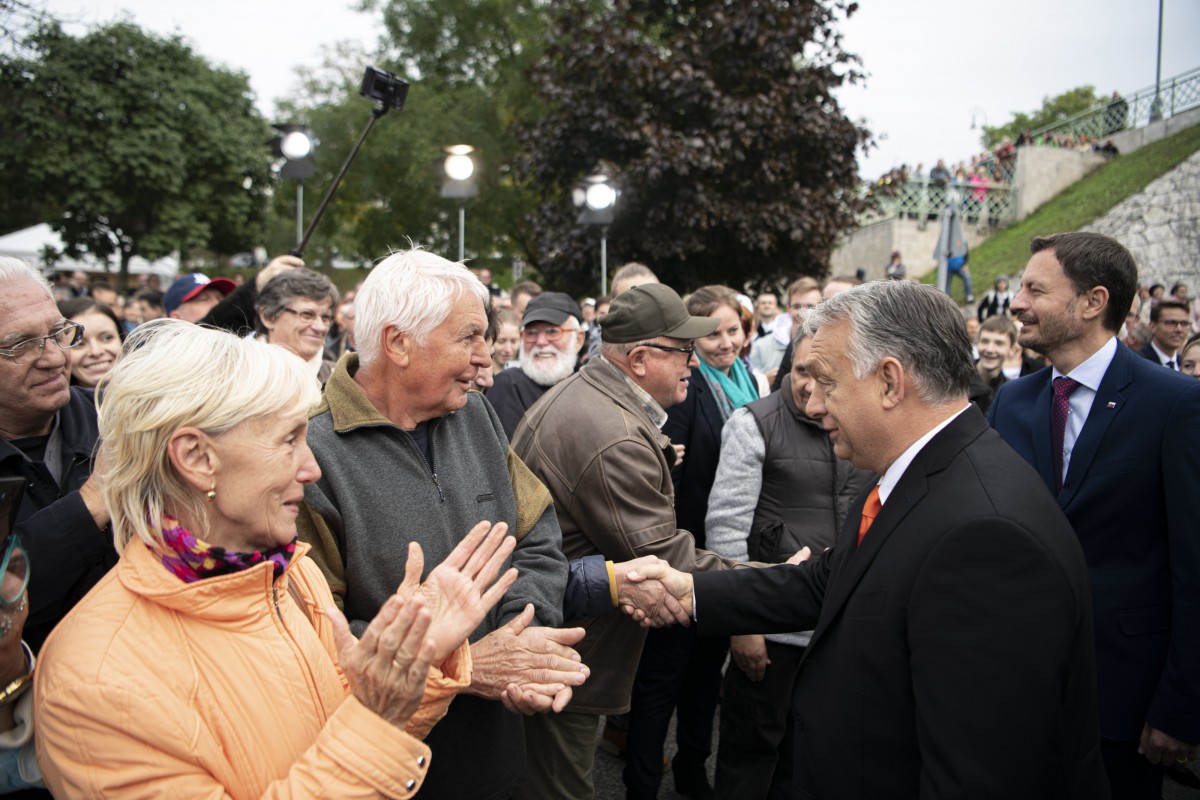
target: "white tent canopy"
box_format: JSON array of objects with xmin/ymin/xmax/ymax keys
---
[{"xmin": 0, "ymin": 224, "xmax": 178, "ymax": 278}]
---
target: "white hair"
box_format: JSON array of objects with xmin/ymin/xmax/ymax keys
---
[
  {"xmin": 0, "ymin": 257, "xmax": 53, "ymax": 297},
  {"xmin": 97, "ymin": 319, "xmax": 322, "ymax": 551},
  {"xmin": 355, "ymin": 247, "xmax": 490, "ymax": 367}
]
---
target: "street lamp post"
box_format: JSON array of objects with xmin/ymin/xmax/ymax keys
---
[
  {"xmin": 1150, "ymin": 0, "xmax": 1165, "ymax": 122},
  {"xmin": 440, "ymin": 145, "xmax": 478, "ymax": 262},
  {"xmin": 271, "ymin": 124, "xmax": 316, "ymax": 248},
  {"xmin": 574, "ymin": 175, "xmax": 617, "ymax": 295}
]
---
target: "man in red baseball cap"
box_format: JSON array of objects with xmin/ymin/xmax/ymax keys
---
[{"xmin": 163, "ymin": 273, "xmax": 236, "ymax": 323}]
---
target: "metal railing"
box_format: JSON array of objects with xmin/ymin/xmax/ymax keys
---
[
  {"xmin": 1026, "ymin": 66, "xmax": 1200, "ymax": 145},
  {"xmin": 864, "ymin": 177, "xmax": 1016, "ymax": 228}
]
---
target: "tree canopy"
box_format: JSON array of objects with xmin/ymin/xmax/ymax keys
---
[
  {"xmin": 515, "ymin": 0, "xmax": 871, "ymax": 295},
  {"xmin": 981, "ymin": 86, "xmax": 1102, "ymax": 149},
  {"xmin": 0, "ymin": 21, "xmax": 272, "ymax": 283}
]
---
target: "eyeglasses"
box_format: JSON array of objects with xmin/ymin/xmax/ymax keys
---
[
  {"xmin": 637, "ymin": 342, "xmax": 696, "ymax": 359},
  {"xmin": 790, "ymin": 302, "xmax": 818, "ymax": 312},
  {"xmin": 1157, "ymin": 320, "xmax": 1190, "ymax": 328},
  {"xmin": 521, "ymin": 326, "xmax": 579, "ymax": 343},
  {"xmin": 281, "ymin": 307, "xmax": 333, "ymax": 326},
  {"xmin": 0, "ymin": 535, "xmax": 28, "ymax": 606},
  {"xmin": 0, "ymin": 322, "xmax": 84, "ymax": 365}
]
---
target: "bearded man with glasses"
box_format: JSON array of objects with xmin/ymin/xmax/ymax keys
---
[
  {"xmin": 486, "ymin": 292, "xmax": 587, "ymax": 439},
  {"xmin": 0, "ymin": 258, "xmax": 116, "ymax": 653}
]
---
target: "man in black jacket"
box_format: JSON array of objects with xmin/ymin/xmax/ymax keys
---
[
  {"xmin": 630, "ymin": 281, "xmax": 1109, "ymax": 800},
  {"xmin": 0, "ymin": 258, "xmax": 115, "ymax": 651}
]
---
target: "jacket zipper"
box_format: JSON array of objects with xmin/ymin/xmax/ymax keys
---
[{"xmin": 426, "ymin": 421, "xmax": 445, "ymax": 502}]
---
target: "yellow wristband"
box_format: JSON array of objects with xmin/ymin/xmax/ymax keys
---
[{"xmin": 606, "ymin": 560, "xmax": 618, "ymax": 608}]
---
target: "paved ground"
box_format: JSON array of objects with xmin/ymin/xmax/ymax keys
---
[
  {"xmin": 593, "ymin": 714, "xmax": 715, "ymax": 800},
  {"xmin": 588, "ymin": 709, "xmax": 1200, "ymax": 799}
]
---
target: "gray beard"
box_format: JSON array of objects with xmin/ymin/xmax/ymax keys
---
[{"xmin": 520, "ymin": 345, "xmax": 578, "ymax": 386}]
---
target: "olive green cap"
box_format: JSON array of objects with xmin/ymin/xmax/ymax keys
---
[{"xmin": 599, "ymin": 283, "xmax": 719, "ymax": 343}]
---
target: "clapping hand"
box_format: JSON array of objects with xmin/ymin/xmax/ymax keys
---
[
  {"xmin": 395, "ymin": 521, "xmax": 519, "ymax": 662},
  {"xmin": 329, "ymin": 591, "xmax": 436, "ymax": 729}
]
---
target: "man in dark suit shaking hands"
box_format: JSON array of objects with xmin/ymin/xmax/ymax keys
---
[
  {"xmin": 627, "ymin": 280, "xmax": 1109, "ymax": 800},
  {"xmin": 989, "ymin": 232, "xmax": 1200, "ymax": 799}
]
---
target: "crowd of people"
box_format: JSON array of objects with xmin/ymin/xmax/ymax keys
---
[{"xmin": 0, "ymin": 229, "xmax": 1196, "ymax": 800}]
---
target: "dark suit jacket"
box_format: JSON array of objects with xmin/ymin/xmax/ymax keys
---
[
  {"xmin": 1138, "ymin": 342, "xmax": 1179, "ymax": 369},
  {"xmin": 664, "ymin": 373, "xmax": 751, "ymax": 549},
  {"xmin": 694, "ymin": 409, "xmax": 1108, "ymax": 800},
  {"xmin": 990, "ymin": 342, "xmax": 1200, "ymax": 744}
]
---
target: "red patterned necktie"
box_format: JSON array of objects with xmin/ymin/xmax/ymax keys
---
[
  {"xmin": 857, "ymin": 485, "xmax": 882, "ymax": 544},
  {"xmin": 1051, "ymin": 376, "xmax": 1080, "ymax": 492}
]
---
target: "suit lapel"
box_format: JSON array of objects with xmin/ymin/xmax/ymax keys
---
[
  {"xmin": 1030, "ymin": 375, "xmax": 1056, "ymax": 491},
  {"xmin": 1058, "ymin": 345, "xmax": 1132, "ymax": 508},
  {"xmin": 809, "ymin": 411, "xmax": 985, "ymax": 648}
]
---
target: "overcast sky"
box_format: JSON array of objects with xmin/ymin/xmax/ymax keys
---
[{"xmin": 44, "ymin": 0, "xmax": 1200, "ymax": 179}]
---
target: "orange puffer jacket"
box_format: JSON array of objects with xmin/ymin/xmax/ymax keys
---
[{"xmin": 34, "ymin": 539, "xmax": 470, "ymax": 799}]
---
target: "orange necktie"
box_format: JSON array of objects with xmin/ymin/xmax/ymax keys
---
[{"xmin": 857, "ymin": 486, "xmax": 882, "ymax": 544}]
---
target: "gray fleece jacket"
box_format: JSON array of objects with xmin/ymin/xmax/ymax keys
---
[{"xmin": 301, "ymin": 355, "xmax": 567, "ymax": 800}]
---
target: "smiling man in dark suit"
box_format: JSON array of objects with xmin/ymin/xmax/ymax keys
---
[
  {"xmin": 628, "ymin": 280, "xmax": 1109, "ymax": 799},
  {"xmin": 989, "ymin": 232, "xmax": 1200, "ymax": 799}
]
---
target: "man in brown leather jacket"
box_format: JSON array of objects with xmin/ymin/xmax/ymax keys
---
[{"xmin": 512, "ymin": 283, "xmax": 736, "ymax": 800}]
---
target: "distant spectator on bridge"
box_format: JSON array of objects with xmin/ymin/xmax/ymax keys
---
[
  {"xmin": 1105, "ymin": 91, "xmax": 1129, "ymax": 135},
  {"xmin": 885, "ymin": 251, "xmax": 906, "ymax": 280}
]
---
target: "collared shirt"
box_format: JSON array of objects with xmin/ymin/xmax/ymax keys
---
[
  {"xmin": 1149, "ymin": 340, "xmax": 1180, "ymax": 369},
  {"xmin": 1051, "ymin": 336, "xmax": 1118, "ymax": 483},
  {"xmin": 877, "ymin": 404, "xmax": 972, "ymax": 505},
  {"xmin": 598, "ymin": 356, "xmax": 668, "ymax": 429}
]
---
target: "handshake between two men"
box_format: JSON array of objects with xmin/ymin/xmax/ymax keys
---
[{"xmin": 614, "ymin": 546, "xmax": 814, "ymax": 629}]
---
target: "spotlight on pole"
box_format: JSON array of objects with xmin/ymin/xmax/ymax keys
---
[
  {"xmin": 270, "ymin": 124, "xmax": 317, "ymax": 247},
  {"xmin": 573, "ymin": 174, "xmax": 617, "ymax": 293},
  {"xmin": 436, "ymin": 145, "xmax": 479, "ymax": 262}
]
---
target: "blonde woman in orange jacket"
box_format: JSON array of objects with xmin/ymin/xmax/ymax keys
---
[{"xmin": 34, "ymin": 321, "xmax": 517, "ymax": 799}]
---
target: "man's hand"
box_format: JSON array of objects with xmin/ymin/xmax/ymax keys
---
[
  {"xmin": 613, "ymin": 556, "xmax": 690, "ymax": 628},
  {"xmin": 468, "ymin": 604, "xmax": 588, "ymax": 714},
  {"xmin": 1139, "ymin": 723, "xmax": 1197, "ymax": 766},
  {"xmin": 730, "ymin": 634, "xmax": 770, "ymax": 682},
  {"xmin": 79, "ymin": 447, "xmax": 111, "ymax": 530},
  {"xmin": 393, "ymin": 521, "xmax": 518, "ymax": 662},
  {"xmin": 620, "ymin": 562, "xmax": 694, "ymax": 628},
  {"xmin": 255, "ymin": 255, "xmax": 304, "ymax": 291},
  {"xmin": 786, "ymin": 545, "xmax": 813, "ymax": 565}
]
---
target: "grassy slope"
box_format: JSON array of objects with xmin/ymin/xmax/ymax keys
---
[{"xmin": 928, "ymin": 122, "xmax": 1200, "ymax": 301}]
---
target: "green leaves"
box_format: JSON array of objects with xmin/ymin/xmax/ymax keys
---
[
  {"xmin": 0, "ymin": 21, "xmax": 271, "ymax": 276},
  {"xmin": 515, "ymin": 0, "xmax": 871, "ymax": 294}
]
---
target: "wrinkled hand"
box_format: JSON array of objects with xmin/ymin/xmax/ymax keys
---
[
  {"xmin": 621, "ymin": 562, "xmax": 694, "ymax": 628},
  {"xmin": 1139, "ymin": 723, "xmax": 1197, "ymax": 766},
  {"xmin": 786, "ymin": 546, "xmax": 813, "ymax": 565},
  {"xmin": 731, "ymin": 634, "xmax": 770, "ymax": 682},
  {"xmin": 255, "ymin": 255, "xmax": 304, "ymax": 290},
  {"xmin": 394, "ymin": 521, "xmax": 518, "ymax": 662},
  {"xmin": 328, "ymin": 593, "xmax": 436, "ymax": 729},
  {"xmin": 469, "ymin": 604, "xmax": 588, "ymax": 715},
  {"xmin": 614, "ymin": 556, "xmax": 690, "ymax": 629}
]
